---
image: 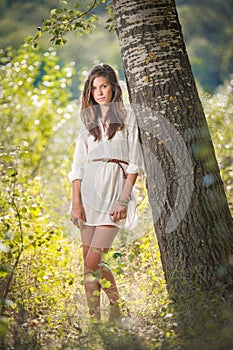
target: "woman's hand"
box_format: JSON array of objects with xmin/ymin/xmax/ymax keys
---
[
  {"xmin": 109, "ymin": 173, "xmax": 137, "ymax": 223},
  {"xmin": 110, "ymin": 202, "xmax": 127, "ymax": 223},
  {"xmin": 71, "ymin": 203, "xmax": 86, "ymax": 228}
]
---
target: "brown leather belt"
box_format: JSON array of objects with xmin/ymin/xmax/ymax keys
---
[{"xmin": 92, "ymin": 158, "xmax": 129, "ymax": 179}]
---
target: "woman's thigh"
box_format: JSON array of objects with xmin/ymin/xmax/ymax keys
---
[
  {"xmin": 81, "ymin": 225, "xmax": 118, "ymax": 269},
  {"xmin": 84, "ymin": 226, "xmax": 119, "ymax": 272},
  {"xmin": 90, "ymin": 225, "xmax": 119, "ymax": 249},
  {"xmin": 80, "ymin": 225, "xmax": 95, "ymax": 259}
]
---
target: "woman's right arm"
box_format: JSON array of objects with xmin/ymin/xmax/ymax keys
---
[
  {"xmin": 71, "ymin": 179, "xmax": 86, "ymax": 223},
  {"xmin": 68, "ymin": 125, "xmax": 88, "ymax": 225}
]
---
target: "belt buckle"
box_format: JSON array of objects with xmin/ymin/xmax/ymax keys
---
[{"xmin": 102, "ymin": 158, "xmax": 109, "ymax": 162}]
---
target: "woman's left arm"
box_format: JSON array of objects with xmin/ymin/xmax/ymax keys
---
[
  {"xmin": 110, "ymin": 110, "xmax": 145, "ymax": 222},
  {"xmin": 110, "ymin": 173, "xmax": 138, "ymax": 222},
  {"xmin": 119, "ymin": 173, "xmax": 138, "ymax": 200}
]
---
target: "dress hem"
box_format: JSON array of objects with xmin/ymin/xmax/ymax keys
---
[{"xmin": 82, "ymin": 222, "xmax": 126, "ymax": 229}]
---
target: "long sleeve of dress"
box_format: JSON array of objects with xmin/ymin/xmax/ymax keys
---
[
  {"xmin": 126, "ymin": 110, "xmax": 145, "ymax": 176},
  {"xmin": 68, "ymin": 125, "xmax": 88, "ymax": 182}
]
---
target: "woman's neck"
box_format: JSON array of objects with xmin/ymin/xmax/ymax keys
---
[{"xmin": 100, "ymin": 104, "xmax": 110, "ymax": 123}]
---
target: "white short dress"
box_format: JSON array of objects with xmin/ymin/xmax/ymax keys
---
[{"xmin": 68, "ymin": 110, "xmax": 145, "ymax": 229}]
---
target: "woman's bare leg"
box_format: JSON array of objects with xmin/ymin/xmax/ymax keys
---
[
  {"xmin": 90, "ymin": 226, "xmax": 121, "ymax": 321},
  {"xmin": 90, "ymin": 226, "xmax": 119, "ymax": 301},
  {"xmin": 80, "ymin": 225, "xmax": 121, "ymax": 320},
  {"xmin": 80, "ymin": 225, "xmax": 101, "ymax": 319},
  {"xmin": 84, "ymin": 247, "xmax": 102, "ymax": 320}
]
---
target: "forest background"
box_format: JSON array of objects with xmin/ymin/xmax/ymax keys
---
[{"xmin": 0, "ymin": 0, "xmax": 232, "ymax": 349}]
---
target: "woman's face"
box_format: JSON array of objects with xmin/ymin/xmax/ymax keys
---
[{"xmin": 91, "ymin": 76, "xmax": 113, "ymax": 105}]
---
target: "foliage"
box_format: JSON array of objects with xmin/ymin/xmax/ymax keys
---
[
  {"xmin": 28, "ymin": 0, "xmax": 105, "ymax": 48},
  {"xmin": 0, "ymin": 44, "xmax": 74, "ymax": 174},
  {"xmin": 0, "ymin": 45, "xmax": 78, "ymax": 345},
  {"xmin": 0, "ymin": 150, "xmax": 83, "ymax": 348},
  {"xmin": 199, "ymin": 77, "xmax": 233, "ymax": 211},
  {"xmin": 0, "ymin": 0, "xmax": 122, "ymax": 98}
]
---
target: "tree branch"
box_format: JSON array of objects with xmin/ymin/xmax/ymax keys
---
[
  {"xmin": 30, "ymin": 0, "xmax": 99, "ymax": 47},
  {"xmin": 1, "ymin": 148, "xmax": 24, "ymax": 316}
]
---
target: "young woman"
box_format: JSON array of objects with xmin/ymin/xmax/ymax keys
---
[{"xmin": 68, "ymin": 64, "xmax": 144, "ymax": 321}]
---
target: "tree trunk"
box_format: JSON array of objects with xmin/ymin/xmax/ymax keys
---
[{"xmin": 113, "ymin": 0, "xmax": 233, "ymax": 293}]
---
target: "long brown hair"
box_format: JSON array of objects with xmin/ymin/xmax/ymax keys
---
[{"xmin": 81, "ymin": 64, "xmax": 126, "ymax": 141}]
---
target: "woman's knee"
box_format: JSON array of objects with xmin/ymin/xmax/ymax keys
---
[{"xmin": 84, "ymin": 250, "xmax": 102, "ymax": 273}]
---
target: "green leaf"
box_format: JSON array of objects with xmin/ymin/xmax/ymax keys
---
[
  {"xmin": 44, "ymin": 20, "xmax": 51, "ymax": 26},
  {"xmin": 55, "ymin": 39, "xmax": 62, "ymax": 45},
  {"xmin": 0, "ymin": 264, "xmax": 12, "ymax": 277},
  {"xmin": 99, "ymin": 278, "xmax": 111, "ymax": 288},
  {"xmin": 8, "ymin": 169, "xmax": 18, "ymax": 177},
  {"xmin": 113, "ymin": 252, "xmax": 122, "ymax": 259}
]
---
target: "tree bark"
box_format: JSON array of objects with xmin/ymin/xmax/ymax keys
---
[{"xmin": 113, "ymin": 0, "xmax": 233, "ymax": 293}]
